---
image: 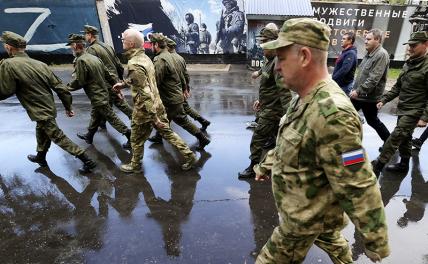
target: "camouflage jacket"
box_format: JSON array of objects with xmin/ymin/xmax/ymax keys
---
[
  {"xmin": 86, "ymin": 39, "xmax": 122, "ymax": 83},
  {"xmin": 124, "ymin": 48, "xmax": 163, "ymax": 124},
  {"xmin": 199, "ymin": 30, "xmax": 212, "ymax": 46},
  {"xmin": 223, "ymin": 7, "xmax": 245, "ymax": 41},
  {"xmin": 0, "ymin": 52, "xmax": 72, "ymax": 121},
  {"xmin": 68, "ymin": 52, "xmax": 114, "ymax": 107},
  {"xmin": 352, "ymin": 45, "xmax": 389, "ymax": 102},
  {"xmin": 381, "ymin": 54, "xmax": 428, "ymax": 120},
  {"xmin": 254, "ymin": 79, "xmax": 389, "ymax": 257},
  {"xmin": 153, "ymin": 49, "xmax": 184, "ymax": 105},
  {"xmin": 170, "ymin": 51, "xmax": 190, "ymax": 91},
  {"xmin": 258, "ymin": 56, "xmax": 292, "ymax": 120}
]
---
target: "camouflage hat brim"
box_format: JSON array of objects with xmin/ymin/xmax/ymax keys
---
[
  {"xmin": 403, "ymin": 40, "xmax": 423, "ymax": 45},
  {"xmin": 260, "ymin": 37, "xmax": 294, "ymax": 50}
]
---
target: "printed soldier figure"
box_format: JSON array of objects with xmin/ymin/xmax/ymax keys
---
[
  {"xmin": 165, "ymin": 37, "xmax": 211, "ymax": 131},
  {"xmin": 112, "ymin": 29, "xmax": 196, "ymax": 172},
  {"xmin": 238, "ymin": 24, "xmax": 292, "ymax": 179},
  {"xmin": 148, "ymin": 33, "xmax": 210, "ymax": 150},
  {"xmin": 199, "ymin": 23, "xmax": 211, "ymax": 54},
  {"xmin": 184, "ymin": 13, "xmax": 199, "ymax": 54},
  {"xmin": 215, "ymin": 0, "xmax": 245, "ymax": 54},
  {"xmin": 254, "ymin": 19, "xmax": 389, "ymax": 263},
  {"xmin": 0, "ymin": 31, "xmax": 96, "ymax": 173},
  {"xmin": 66, "ymin": 34, "xmax": 131, "ymax": 148},
  {"xmin": 82, "ymin": 25, "xmax": 133, "ymax": 130},
  {"xmin": 372, "ymin": 31, "xmax": 428, "ymax": 176}
]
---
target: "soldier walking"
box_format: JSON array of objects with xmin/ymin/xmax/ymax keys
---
[
  {"xmin": 113, "ymin": 29, "xmax": 196, "ymax": 172},
  {"xmin": 199, "ymin": 23, "xmax": 211, "ymax": 54},
  {"xmin": 372, "ymin": 31, "xmax": 428, "ymax": 176},
  {"xmin": 66, "ymin": 34, "xmax": 131, "ymax": 148},
  {"xmin": 254, "ymin": 19, "xmax": 389, "ymax": 263},
  {"xmin": 82, "ymin": 25, "xmax": 133, "ymax": 130},
  {"xmin": 238, "ymin": 24, "xmax": 292, "ymax": 179},
  {"xmin": 148, "ymin": 33, "xmax": 210, "ymax": 150},
  {"xmin": 165, "ymin": 37, "xmax": 211, "ymax": 131},
  {"xmin": 0, "ymin": 31, "xmax": 96, "ymax": 173}
]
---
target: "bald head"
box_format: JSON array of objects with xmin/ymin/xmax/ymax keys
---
[{"xmin": 122, "ymin": 29, "xmax": 144, "ymax": 50}]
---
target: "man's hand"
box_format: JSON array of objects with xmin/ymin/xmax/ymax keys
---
[
  {"xmin": 417, "ymin": 119, "xmax": 427, "ymax": 127},
  {"xmin": 253, "ymin": 100, "xmax": 260, "ymax": 112},
  {"xmin": 365, "ymin": 249, "xmax": 382, "ymax": 263},
  {"xmin": 66, "ymin": 110, "xmax": 75, "ymax": 117},
  {"xmin": 184, "ymin": 90, "xmax": 191, "ymax": 99},
  {"xmin": 255, "ymin": 174, "xmax": 270, "ymax": 181},
  {"xmin": 376, "ymin": 102, "xmax": 384, "ymax": 110},
  {"xmin": 116, "ymin": 90, "xmax": 124, "ymax": 100},
  {"xmin": 112, "ymin": 82, "xmax": 124, "ymax": 93},
  {"xmin": 251, "ymin": 71, "xmax": 260, "ymax": 79},
  {"xmin": 349, "ymin": 90, "xmax": 358, "ymax": 99},
  {"xmin": 154, "ymin": 118, "xmax": 167, "ymax": 129}
]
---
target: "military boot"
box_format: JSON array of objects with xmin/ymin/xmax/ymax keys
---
[
  {"xmin": 148, "ymin": 133, "xmax": 163, "ymax": 144},
  {"xmin": 99, "ymin": 121, "xmax": 107, "ymax": 130},
  {"xmin": 77, "ymin": 153, "xmax": 97, "ymax": 173},
  {"xmin": 122, "ymin": 129, "xmax": 132, "ymax": 149},
  {"xmin": 385, "ymin": 157, "xmax": 410, "ymax": 173},
  {"xmin": 195, "ymin": 132, "xmax": 210, "ymax": 150},
  {"xmin": 27, "ymin": 151, "xmax": 48, "ymax": 167},
  {"xmin": 197, "ymin": 117, "xmax": 211, "ymax": 131},
  {"xmin": 181, "ymin": 153, "xmax": 197, "ymax": 171},
  {"xmin": 412, "ymin": 138, "xmax": 423, "ymax": 150},
  {"xmin": 238, "ymin": 161, "xmax": 257, "ymax": 179},
  {"xmin": 371, "ymin": 159, "xmax": 385, "ymax": 178},
  {"xmin": 77, "ymin": 129, "xmax": 96, "ymax": 144},
  {"xmin": 120, "ymin": 162, "xmax": 142, "ymax": 173}
]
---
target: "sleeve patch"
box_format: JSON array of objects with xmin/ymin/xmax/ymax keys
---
[{"xmin": 342, "ymin": 149, "xmax": 365, "ymax": 166}]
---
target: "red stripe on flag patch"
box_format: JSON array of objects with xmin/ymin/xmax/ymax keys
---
[{"xmin": 343, "ymin": 157, "xmax": 365, "ymax": 166}]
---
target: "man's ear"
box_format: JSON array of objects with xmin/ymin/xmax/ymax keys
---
[{"xmin": 299, "ymin": 46, "xmax": 312, "ymax": 68}]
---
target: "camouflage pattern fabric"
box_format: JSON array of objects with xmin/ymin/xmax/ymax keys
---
[{"xmin": 254, "ymin": 79, "xmax": 389, "ymax": 263}]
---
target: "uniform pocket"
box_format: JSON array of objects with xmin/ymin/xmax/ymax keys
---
[{"xmin": 275, "ymin": 128, "xmax": 303, "ymax": 169}]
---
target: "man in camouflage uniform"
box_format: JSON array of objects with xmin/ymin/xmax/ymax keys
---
[
  {"xmin": 215, "ymin": 0, "xmax": 245, "ymax": 54},
  {"xmin": 254, "ymin": 18, "xmax": 390, "ymax": 263},
  {"xmin": 184, "ymin": 13, "xmax": 199, "ymax": 54},
  {"xmin": 112, "ymin": 29, "xmax": 196, "ymax": 172},
  {"xmin": 0, "ymin": 31, "xmax": 96, "ymax": 173},
  {"xmin": 148, "ymin": 33, "xmax": 210, "ymax": 150},
  {"xmin": 165, "ymin": 37, "xmax": 211, "ymax": 131},
  {"xmin": 82, "ymin": 25, "xmax": 132, "ymax": 130},
  {"xmin": 372, "ymin": 31, "xmax": 428, "ymax": 176},
  {"xmin": 66, "ymin": 34, "xmax": 131, "ymax": 148},
  {"xmin": 199, "ymin": 23, "xmax": 211, "ymax": 54},
  {"xmin": 238, "ymin": 24, "xmax": 292, "ymax": 179}
]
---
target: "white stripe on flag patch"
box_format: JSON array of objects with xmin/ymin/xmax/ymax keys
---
[{"xmin": 342, "ymin": 149, "xmax": 364, "ymax": 159}]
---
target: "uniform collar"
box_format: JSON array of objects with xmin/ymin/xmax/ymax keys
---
[
  {"xmin": 124, "ymin": 48, "xmax": 145, "ymax": 59},
  {"xmin": 11, "ymin": 51, "xmax": 28, "ymax": 58}
]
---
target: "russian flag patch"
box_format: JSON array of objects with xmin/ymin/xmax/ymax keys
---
[{"xmin": 342, "ymin": 149, "xmax": 365, "ymax": 166}]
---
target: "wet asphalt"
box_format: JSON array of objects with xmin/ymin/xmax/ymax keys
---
[{"xmin": 0, "ymin": 65, "xmax": 427, "ymax": 264}]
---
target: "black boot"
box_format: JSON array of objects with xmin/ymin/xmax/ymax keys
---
[
  {"xmin": 371, "ymin": 159, "xmax": 385, "ymax": 178},
  {"xmin": 99, "ymin": 121, "xmax": 107, "ymax": 130},
  {"xmin": 77, "ymin": 129, "xmax": 96, "ymax": 144},
  {"xmin": 197, "ymin": 117, "xmax": 211, "ymax": 131},
  {"xmin": 385, "ymin": 157, "xmax": 410, "ymax": 172},
  {"xmin": 77, "ymin": 153, "xmax": 97, "ymax": 173},
  {"xmin": 238, "ymin": 161, "xmax": 257, "ymax": 179},
  {"xmin": 122, "ymin": 129, "xmax": 132, "ymax": 149},
  {"xmin": 148, "ymin": 133, "xmax": 163, "ymax": 144},
  {"xmin": 196, "ymin": 132, "xmax": 210, "ymax": 150},
  {"xmin": 412, "ymin": 138, "xmax": 423, "ymax": 150},
  {"xmin": 27, "ymin": 151, "xmax": 48, "ymax": 167}
]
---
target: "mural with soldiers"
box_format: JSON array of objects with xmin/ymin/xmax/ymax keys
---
[{"xmin": 104, "ymin": 0, "xmax": 246, "ymax": 54}]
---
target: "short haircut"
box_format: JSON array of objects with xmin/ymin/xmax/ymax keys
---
[
  {"xmin": 344, "ymin": 31, "xmax": 355, "ymax": 44},
  {"xmin": 123, "ymin": 29, "xmax": 144, "ymax": 48},
  {"xmin": 368, "ymin": 28, "xmax": 383, "ymax": 43}
]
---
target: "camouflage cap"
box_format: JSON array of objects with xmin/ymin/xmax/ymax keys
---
[
  {"xmin": 260, "ymin": 18, "xmax": 331, "ymax": 51},
  {"xmin": 256, "ymin": 27, "xmax": 279, "ymax": 43},
  {"xmin": 403, "ymin": 31, "xmax": 428, "ymax": 45},
  {"xmin": 149, "ymin": 33, "xmax": 166, "ymax": 44},
  {"xmin": 165, "ymin": 37, "xmax": 177, "ymax": 48},
  {"xmin": 66, "ymin": 33, "xmax": 85, "ymax": 46},
  {"xmin": 0, "ymin": 31, "xmax": 26, "ymax": 48},
  {"xmin": 81, "ymin": 25, "xmax": 99, "ymax": 35}
]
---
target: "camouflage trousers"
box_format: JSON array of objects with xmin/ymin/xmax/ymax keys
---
[
  {"xmin": 378, "ymin": 115, "xmax": 419, "ymax": 163},
  {"xmin": 130, "ymin": 111, "xmax": 194, "ymax": 165},
  {"xmin": 256, "ymin": 224, "xmax": 353, "ymax": 264},
  {"xmin": 88, "ymin": 104, "xmax": 129, "ymax": 134},
  {"xmin": 183, "ymin": 100, "xmax": 202, "ymax": 121},
  {"xmin": 250, "ymin": 117, "xmax": 279, "ymax": 163},
  {"xmin": 36, "ymin": 119, "xmax": 84, "ymax": 156},
  {"xmin": 165, "ymin": 103, "xmax": 200, "ymax": 136}
]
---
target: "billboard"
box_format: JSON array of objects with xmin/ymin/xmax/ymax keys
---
[
  {"xmin": 312, "ymin": 2, "xmax": 417, "ymax": 61},
  {"xmin": 0, "ymin": 0, "xmax": 102, "ymax": 54},
  {"xmin": 105, "ymin": 0, "xmax": 247, "ymax": 54}
]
